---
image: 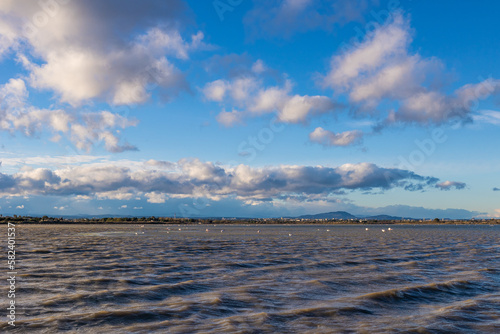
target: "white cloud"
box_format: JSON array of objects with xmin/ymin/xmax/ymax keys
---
[
  {"xmin": 279, "ymin": 95, "xmax": 334, "ymax": 123},
  {"xmin": 0, "ymin": 79, "xmax": 138, "ymax": 152},
  {"xmin": 0, "ymin": 16, "xmax": 17, "ymax": 57},
  {"xmin": 145, "ymin": 192, "xmax": 168, "ymax": 204},
  {"xmin": 391, "ymin": 79, "xmax": 500, "ymax": 124},
  {"xmin": 326, "ymin": 13, "xmax": 413, "ymax": 86},
  {"xmin": 309, "ymin": 127, "xmax": 363, "ymax": 147},
  {"xmin": 323, "ymin": 12, "xmax": 438, "ymax": 109},
  {"xmin": 0, "ymin": 1, "xmax": 207, "ymax": 152},
  {"xmin": 96, "ymin": 191, "xmax": 134, "ymax": 201},
  {"xmin": 216, "ymin": 110, "xmax": 245, "ymax": 127},
  {"xmin": 0, "ymin": 159, "xmax": 457, "ymax": 203},
  {"xmin": 472, "ymin": 110, "xmax": 500, "ymax": 125},
  {"xmin": 1, "ymin": 0, "xmax": 199, "ymax": 105},
  {"xmin": 202, "ymin": 79, "xmax": 228, "ymax": 102},
  {"xmin": 231, "ymin": 77, "xmax": 260, "ymax": 102},
  {"xmin": 250, "ymin": 82, "xmax": 291, "ymax": 114},
  {"xmin": 348, "ymin": 56, "xmax": 424, "ymax": 103},
  {"xmin": 324, "ymin": 12, "xmax": 500, "ymax": 126},
  {"xmin": 204, "ymin": 76, "xmax": 336, "ymax": 124}
]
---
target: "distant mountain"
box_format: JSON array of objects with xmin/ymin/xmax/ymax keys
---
[
  {"xmin": 297, "ymin": 211, "xmax": 357, "ymax": 219},
  {"xmin": 296, "ymin": 212, "xmax": 410, "ymax": 220}
]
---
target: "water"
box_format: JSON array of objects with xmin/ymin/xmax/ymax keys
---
[{"xmin": 2, "ymin": 224, "xmax": 499, "ymax": 333}]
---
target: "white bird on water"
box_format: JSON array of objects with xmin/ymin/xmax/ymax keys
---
[
  {"xmin": 365, "ymin": 228, "xmax": 369, "ymax": 230},
  {"xmin": 388, "ymin": 228, "xmax": 392, "ymax": 231},
  {"xmin": 381, "ymin": 229, "xmax": 386, "ymax": 232},
  {"xmin": 289, "ymin": 233, "xmax": 292, "ymax": 237}
]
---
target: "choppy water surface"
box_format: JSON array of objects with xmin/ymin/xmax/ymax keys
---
[{"xmin": 3, "ymin": 224, "xmax": 500, "ymax": 333}]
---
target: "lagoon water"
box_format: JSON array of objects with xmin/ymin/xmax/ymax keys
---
[{"xmin": 3, "ymin": 224, "xmax": 500, "ymax": 333}]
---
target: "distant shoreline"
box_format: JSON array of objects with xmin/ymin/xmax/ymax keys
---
[{"xmin": 1, "ymin": 216, "xmax": 498, "ymax": 225}]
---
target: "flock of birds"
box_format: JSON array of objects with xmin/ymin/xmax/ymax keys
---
[{"xmin": 133, "ymin": 226, "xmax": 395, "ymax": 236}]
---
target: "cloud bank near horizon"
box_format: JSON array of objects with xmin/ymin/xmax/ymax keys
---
[{"xmin": 0, "ymin": 159, "xmax": 465, "ymax": 205}]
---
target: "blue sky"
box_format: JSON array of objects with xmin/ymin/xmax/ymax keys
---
[{"xmin": 0, "ymin": 0, "xmax": 499, "ymax": 219}]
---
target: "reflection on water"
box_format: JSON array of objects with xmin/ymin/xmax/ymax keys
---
[{"xmin": 3, "ymin": 224, "xmax": 500, "ymax": 333}]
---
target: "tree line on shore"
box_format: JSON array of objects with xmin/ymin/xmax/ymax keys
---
[{"xmin": 0, "ymin": 215, "xmax": 498, "ymax": 225}]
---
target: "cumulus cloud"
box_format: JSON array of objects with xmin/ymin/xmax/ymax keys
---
[
  {"xmin": 390, "ymin": 79, "xmax": 500, "ymax": 124},
  {"xmin": 279, "ymin": 95, "xmax": 334, "ymax": 123},
  {"xmin": 0, "ymin": 0, "xmax": 206, "ymax": 152},
  {"xmin": 309, "ymin": 127, "xmax": 363, "ymax": 147},
  {"xmin": 0, "ymin": 0, "xmax": 201, "ymax": 105},
  {"xmin": 216, "ymin": 109, "xmax": 245, "ymax": 127},
  {"xmin": 323, "ymin": 12, "xmax": 500, "ymax": 126},
  {"xmin": 243, "ymin": 0, "xmax": 377, "ymax": 39},
  {"xmin": 0, "ymin": 14, "xmax": 18, "ymax": 57},
  {"xmin": 202, "ymin": 79, "xmax": 228, "ymax": 102},
  {"xmin": 145, "ymin": 192, "xmax": 168, "ymax": 204},
  {"xmin": 0, "ymin": 79, "xmax": 138, "ymax": 152},
  {"xmin": 435, "ymin": 181, "xmax": 467, "ymax": 191},
  {"xmin": 203, "ymin": 73, "xmax": 337, "ymax": 124},
  {"xmin": 0, "ymin": 159, "xmax": 460, "ymax": 204}
]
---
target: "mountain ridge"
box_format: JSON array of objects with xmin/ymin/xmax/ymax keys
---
[{"xmin": 296, "ymin": 211, "xmax": 407, "ymax": 220}]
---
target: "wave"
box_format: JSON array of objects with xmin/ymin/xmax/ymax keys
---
[{"xmin": 356, "ymin": 279, "xmax": 485, "ymax": 304}]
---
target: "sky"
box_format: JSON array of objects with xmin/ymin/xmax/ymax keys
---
[{"xmin": 0, "ymin": 0, "xmax": 499, "ymax": 219}]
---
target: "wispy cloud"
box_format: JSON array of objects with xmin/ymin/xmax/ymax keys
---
[
  {"xmin": 243, "ymin": 0, "xmax": 377, "ymax": 39},
  {"xmin": 473, "ymin": 110, "xmax": 500, "ymax": 125}
]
